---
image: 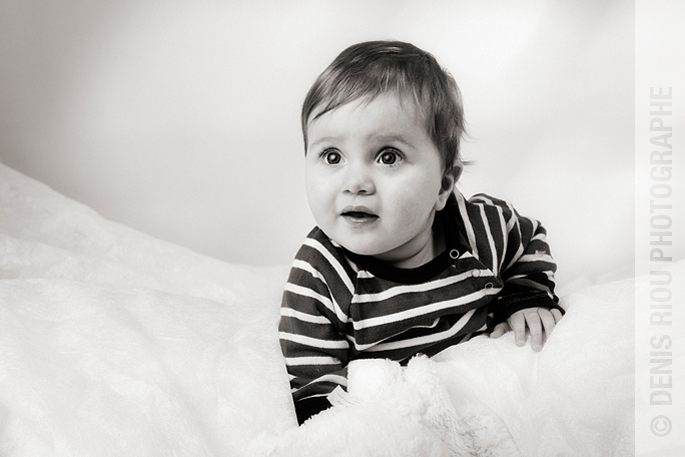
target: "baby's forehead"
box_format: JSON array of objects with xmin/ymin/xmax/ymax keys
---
[
  {"xmin": 310, "ymin": 91, "xmax": 429, "ymax": 129},
  {"xmin": 306, "ymin": 92, "xmax": 437, "ymax": 152}
]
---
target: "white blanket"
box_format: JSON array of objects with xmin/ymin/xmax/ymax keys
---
[{"xmin": 0, "ymin": 163, "xmax": 659, "ymax": 456}]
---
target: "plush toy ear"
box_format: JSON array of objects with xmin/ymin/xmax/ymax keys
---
[{"xmin": 347, "ymin": 359, "xmax": 402, "ymax": 402}]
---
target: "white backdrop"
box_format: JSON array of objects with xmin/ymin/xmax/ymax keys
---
[{"xmin": 0, "ymin": 0, "xmax": 634, "ymax": 287}]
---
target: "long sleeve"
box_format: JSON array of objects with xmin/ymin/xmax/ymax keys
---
[
  {"xmin": 278, "ymin": 234, "xmax": 354, "ymax": 424},
  {"xmin": 465, "ymin": 194, "xmax": 563, "ymax": 325}
]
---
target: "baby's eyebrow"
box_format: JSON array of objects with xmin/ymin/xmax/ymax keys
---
[
  {"xmin": 369, "ymin": 133, "xmax": 414, "ymax": 148},
  {"xmin": 308, "ymin": 136, "xmax": 340, "ymax": 149}
]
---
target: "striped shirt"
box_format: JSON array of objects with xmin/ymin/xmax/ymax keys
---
[{"xmin": 279, "ymin": 191, "xmax": 560, "ymax": 422}]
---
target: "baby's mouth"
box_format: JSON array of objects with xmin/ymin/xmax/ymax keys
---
[{"xmin": 341, "ymin": 207, "xmax": 378, "ymax": 222}]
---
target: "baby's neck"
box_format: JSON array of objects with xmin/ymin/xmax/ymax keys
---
[{"xmin": 378, "ymin": 215, "xmax": 446, "ymax": 269}]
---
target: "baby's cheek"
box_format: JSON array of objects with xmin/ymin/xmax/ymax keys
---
[{"xmin": 395, "ymin": 192, "xmax": 437, "ymax": 222}]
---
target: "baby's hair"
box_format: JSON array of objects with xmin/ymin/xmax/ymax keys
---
[{"xmin": 301, "ymin": 40, "xmax": 466, "ymax": 171}]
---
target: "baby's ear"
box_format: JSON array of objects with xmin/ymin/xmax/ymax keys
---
[
  {"xmin": 440, "ymin": 162, "xmax": 462, "ymax": 193},
  {"xmin": 435, "ymin": 165, "xmax": 456, "ymax": 211},
  {"xmin": 448, "ymin": 162, "xmax": 464, "ymax": 186},
  {"xmin": 436, "ymin": 162, "xmax": 462, "ymax": 211}
]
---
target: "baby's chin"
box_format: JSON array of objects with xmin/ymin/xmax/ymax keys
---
[
  {"xmin": 323, "ymin": 229, "xmax": 420, "ymax": 263},
  {"xmin": 335, "ymin": 236, "xmax": 436, "ymax": 269},
  {"xmin": 335, "ymin": 241, "xmax": 410, "ymax": 265},
  {"xmin": 330, "ymin": 238, "xmax": 388, "ymax": 258},
  {"xmin": 336, "ymin": 242, "xmax": 381, "ymax": 257}
]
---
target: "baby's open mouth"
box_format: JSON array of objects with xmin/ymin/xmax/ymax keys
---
[
  {"xmin": 343, "ymin": 211, "xmax": 376, "ymax": 218},
  {"xmin": 341, "ymin": 208, "xmax": 378, "ymax": 221}
]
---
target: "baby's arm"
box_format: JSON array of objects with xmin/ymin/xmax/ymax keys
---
[
  {"xmin": 279, "ymin": 265, "xmax": 350, "ymax": 424},
  {"xmin": 478, "ymin": 195, "xmax": 564, "ymax": 350}
]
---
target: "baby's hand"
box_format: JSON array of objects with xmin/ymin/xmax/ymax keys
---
[{"xmin": 490, "ymin": 307, "xmax": 563, "ymax": 352}]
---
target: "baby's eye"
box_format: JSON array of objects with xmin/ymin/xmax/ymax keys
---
[
  {"xmin": 377, "ymin": 149, "xmax": 402, "ymax": 165},
  {"xmin": 322, "ymin": 150, "xmax": 342, "ymax": 165}
]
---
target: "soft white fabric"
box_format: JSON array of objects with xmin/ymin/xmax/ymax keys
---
[
  {"xmin": 0, "ymin": 164, "xmax": 295, "ymax": 456},
  {"xmin": 0, "ymin": 163, "xmax": 656, "ymax": 456}
]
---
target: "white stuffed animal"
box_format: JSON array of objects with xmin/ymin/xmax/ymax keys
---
[
  {"xmin": 336, "ymin": 356, "xmax": 521, "ymax": 457},
  {"xmin": 260, "ymin": 355, "xmax": 521, "ymax": 457}
]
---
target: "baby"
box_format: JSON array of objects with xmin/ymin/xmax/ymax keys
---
[{"xmin": 278, "ymin": 40, "xmax": 565, "ymax": 425}]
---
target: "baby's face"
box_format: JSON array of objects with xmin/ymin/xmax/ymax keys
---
[{"xmin": 305, "ymin": 93, "xmax": 452, "ymax": 267}]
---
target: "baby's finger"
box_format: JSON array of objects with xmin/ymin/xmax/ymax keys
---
[
  {"xmin": 490, "ymin": 322, "xmax": 510, "ymax": 339},
  {"xmin": 508, "ymin": 312, "xmax": 526, "ymax": 347},
  {"xmin": 524, "ymin": 310, "xmax": 543, "ymax": 351},
  {"xmin": 539, "ymin": 308, "xmax": 557, "ymax": 342},
  {"xmin": 551, "ymin": 308, "xmax": 564, "ymax": 323}
]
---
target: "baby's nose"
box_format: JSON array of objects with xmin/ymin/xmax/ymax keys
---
[{"xmin": 343, "ymin": 165, "xmax": 375, "ymax": 195}]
